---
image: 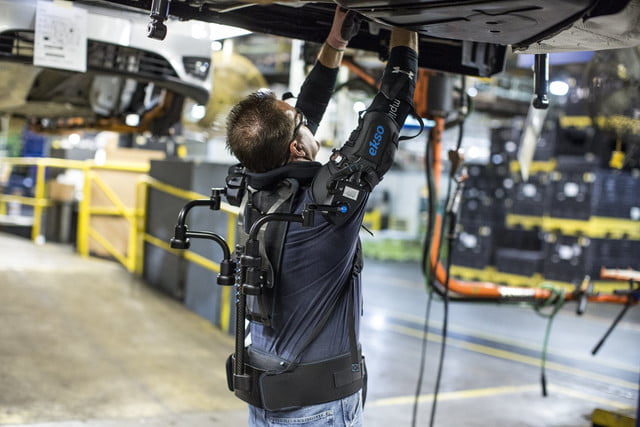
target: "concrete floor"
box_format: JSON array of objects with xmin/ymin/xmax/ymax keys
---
[{"xmin": 0, "ymin": 231, "xmax": 638, "ymax": 426}]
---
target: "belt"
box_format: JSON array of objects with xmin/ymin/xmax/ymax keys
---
[{"xmin": 227, "ymin": 349, "xmax": 366, "ymax": 411}]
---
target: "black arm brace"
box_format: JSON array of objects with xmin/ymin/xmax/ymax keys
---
[{"xmin": 312, "ymin": 46, "xmax": 418, "ymax": 225}]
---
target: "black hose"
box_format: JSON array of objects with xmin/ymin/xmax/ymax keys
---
[
  {"xmin": 429, "ymin": 76, "xmax": 467, "ymax": 427},
  {"xmin": 412, "ymin": 125, "xmax": 437, "ymax": 427},
  {"xmin": 429, "ymin": 210, "xmax": 457, "ymax": 427}
]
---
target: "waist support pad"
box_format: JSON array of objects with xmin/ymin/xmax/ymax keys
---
[{"xmin": 232, "ymin": 350, "xmax": 365, "ymax": 411}]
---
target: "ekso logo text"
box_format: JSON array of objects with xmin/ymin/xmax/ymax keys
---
[{"xmin": 368, "ymin": 125, "xmax": 385, "ymax": 156}]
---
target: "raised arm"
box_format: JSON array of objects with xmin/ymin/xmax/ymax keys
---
[
  {"xmin": 294, "ymin": 8, "xmax": 361, "ymax": 134},
  {"xmin": 311, "ymin": 27, "xmax": 419, "ymax": 224}
]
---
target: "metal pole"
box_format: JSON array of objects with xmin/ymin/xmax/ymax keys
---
[{"xmin": 31, "ymin": 163, "xmax": 46, "ymax": 242}]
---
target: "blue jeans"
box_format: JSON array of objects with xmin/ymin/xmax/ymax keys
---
[{"xmin": 248, "ymin": 391, "xmax": 363, "ymax": 426}]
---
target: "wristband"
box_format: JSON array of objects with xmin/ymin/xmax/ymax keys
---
[{"xmin": 325, "ymin": 42, "xmax": 345, "ymax": 52}]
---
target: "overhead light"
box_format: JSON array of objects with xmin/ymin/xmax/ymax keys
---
[
  {"xmin": 467, "ymin": 87, "xmax": 478, "ymax": 97},
  {"xmin": 549, "ymin": 80, "xmax": 569, "ymax": 96},
  {"xmin": 190, "ymin": 104, "xmax": 206, "ymax": 120},
  {"xmin": 125, "ymin": 114, "xmax": 140, "ymax": 127}
]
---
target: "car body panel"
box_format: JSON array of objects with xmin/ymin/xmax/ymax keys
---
[
  {"xmin": 82, "ymin": 0, "xmax": 640, "ymax": 77},
  {"xmin": 0, "ymin": 0, "xmax": 213, "ymax": 134}
]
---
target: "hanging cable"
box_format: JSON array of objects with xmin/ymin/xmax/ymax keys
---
[
  {"xmin": 428, "ymin": 75, "xmax": 467, "ymax": 427},
  {"xmin": 411, "ymin": 121, "xmax": 437, "ymax": 427},
  {"xmin": 412, "ymin": 277, "xmax": 435, "ymax": 427},
  {"xmin": 429, "ymin": 164, "xmax": 465, "ymax": 427},
  {"xmin": 532, "ymin": 284, "xmax": 566, "ymax": 396},
  {"xmin": 428, "ymin": 166, "xmax": 453, "ymax": 427},
  {"xmin": 428, "ymin": 213, "xmax": 451, "ymax": 427}
]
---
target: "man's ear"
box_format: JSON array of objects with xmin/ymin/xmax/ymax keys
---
[{"xmin": 289, "ymin": 140, "xmax": 305, "ymax": 157}]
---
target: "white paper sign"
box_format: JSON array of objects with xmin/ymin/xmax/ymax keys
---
[{"xmin": 34, "ymin": 0, "xmax": 88, "ymax": 72}]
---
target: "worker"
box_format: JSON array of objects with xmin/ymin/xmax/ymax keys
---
[{"xmin": 225, "ymin": 6, "xmax": 418, "ymax": 426}]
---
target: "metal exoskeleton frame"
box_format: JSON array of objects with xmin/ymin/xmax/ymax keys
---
[{"xmin": 170, "ymin": 183, "xmax": 348, "ymax": 399}]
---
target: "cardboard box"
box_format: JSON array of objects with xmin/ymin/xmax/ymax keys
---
[
  {"xmin": 47, "ymin": 181, "xmax": 75, "ymax": 202},
  {"xmin": 88, "ymin": 169, "xmax": 144, "ymax": 259},
  {"xmin": 106, "ymin": 147, "xmax": 165, "ymax": 164},
  {"xmin": 89, "ymin": 216, "xmax": 130, "ymax": 258}
]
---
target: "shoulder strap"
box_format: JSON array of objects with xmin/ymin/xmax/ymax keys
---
[
  {"xmin": 241, "ymin": 179, "xmax": 299, "ymax": 326},
  {"xmin": 257, "ymin": 178, "xmax": 299, "ymax": 288}
]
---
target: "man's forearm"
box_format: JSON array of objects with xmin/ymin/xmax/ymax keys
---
[
  {"xmin": 295, "ymin": 60, "xmax": 340, "ymax": 134},
  {"xmin": 317, "ymin": 42, "xmax": 345, "ymax": 69},
  {"xmin": 294, "ymin": 42, "xmax": 343, "ymax": 131},
  {"xmin": 371, "ymin": 30, "xmax": 419, "ymax": 128}
]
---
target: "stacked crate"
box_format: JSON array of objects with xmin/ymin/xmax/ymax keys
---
[
  {"xmin": 451, "ymin": 120, "xmax": 640, "ymax": 288},
  {"xmin": 510, "ymin": 172, "xmax": 549, "ymax": 218},
  {"xmin": 490, "ymin": 127, "xmax": 521, "ymax": 165},
  {"xmin": 541, "ymin": 233, "xmax": 591, "ymax": 283},
  {"xmin": 591, "ymin": 170, "xmax": 640, "ymax": 222},
  {"xmin": 587, "ymin": 238, "xmax": 640, "ymax": 279},
  {"xmin": 450, "ymin": 224, "xmax": 495, "ymax": 270},
  {"xmin": 494, "ymin": 228, "xmax": 544, "ymax": 278},
  {"xmin": 459, "ymin": 163, "xmax": 511, "ymax": 227},
  {"xmin": 546, "ymin": 156, "xmax": 597, "ymax": 221},
  {"xmin": 451, "ymin": 163, "xmax": 511, "ymax": 271}
]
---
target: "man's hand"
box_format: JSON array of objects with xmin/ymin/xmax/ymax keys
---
[
  {"xmin": 318, "ymin": 6, "xmax": 360, "ymax": 68},
  {"xmin": 327, "ymin": 7, "xmax": 362, "ymax": 51}
]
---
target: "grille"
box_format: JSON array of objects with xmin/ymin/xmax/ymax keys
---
[
  {"xmin": 0, "ymin": 30, "xmax": 178, "ymax": 79},
  {"xmin": 0, "ymin": 30, "xmax": 34, "ymax": 58}
]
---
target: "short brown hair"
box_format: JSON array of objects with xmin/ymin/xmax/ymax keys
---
[{"xmin": 226, "ymin": 90, "xmax": 293, "ymax": 173}]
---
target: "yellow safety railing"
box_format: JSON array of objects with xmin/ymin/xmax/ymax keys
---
[
  {"xmin": 77, "ymin": 162, "xmax": 150, "ymax": 273},
  {"xmin": 141, "ymin": 176, "xmax": 238, "ymax": 331},
  {"xmin": 1, "ymin": 156, "xmax": 239, "ymax": 332},
  {"xmin": 0, "ymin": 157, "xmax": 150, "ymax": 258},
  {"xmin": 0, "ymin": 157, "xmax": 85, "ymax": 240}
]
